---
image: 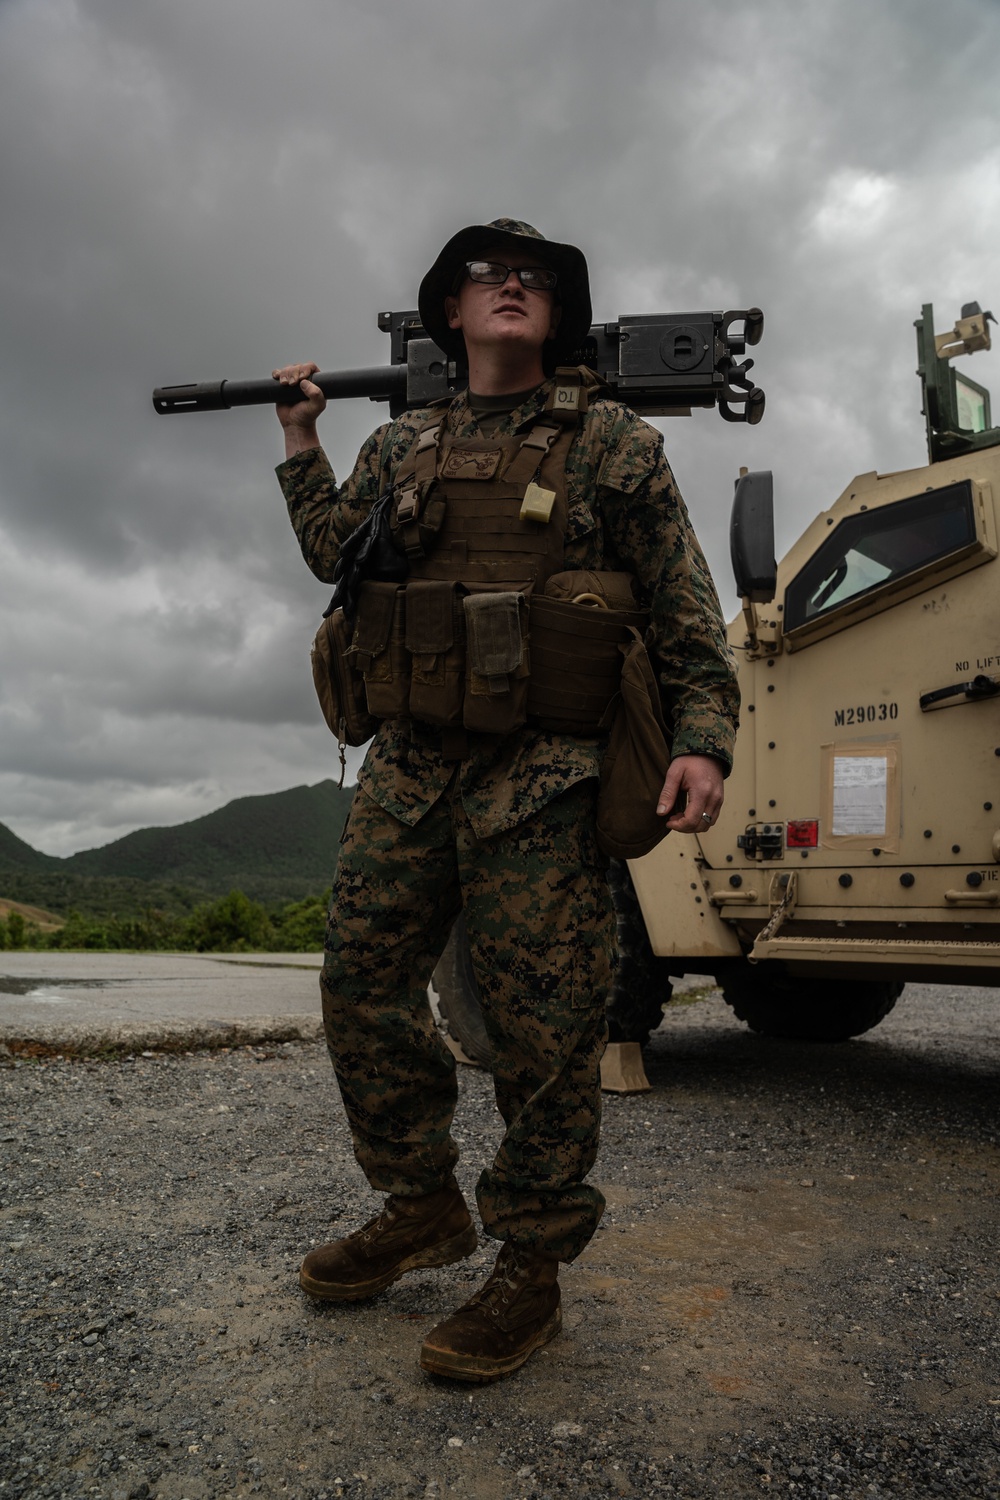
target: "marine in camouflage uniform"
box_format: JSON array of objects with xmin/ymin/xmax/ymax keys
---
[{"xmin": 274, "ymin": 219, "xmax": 739, "ymax": 1381}]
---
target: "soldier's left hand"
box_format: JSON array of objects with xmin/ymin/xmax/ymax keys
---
[{"xmin": 657, "ymin": 754, "xmax": 725, "ymax": 833}]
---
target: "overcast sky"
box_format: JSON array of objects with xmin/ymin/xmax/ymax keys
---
[{"xmin": 2, "ymin": 0, "xmax": 999, "ymax": 857}]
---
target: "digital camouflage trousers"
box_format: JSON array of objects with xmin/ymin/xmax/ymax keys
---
[{"xmin": 320, "ymin": 776, "xmax": 614, "ymax": 1262}]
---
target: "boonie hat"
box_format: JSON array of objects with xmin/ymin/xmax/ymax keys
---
[{"xmin": 418, "ymin": 218, "xmax": 592, "ymax": 364}]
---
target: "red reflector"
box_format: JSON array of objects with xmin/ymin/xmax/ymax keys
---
[{"xmin": 786, "ymin": 820, "xmax": 819, "ymax": 848}]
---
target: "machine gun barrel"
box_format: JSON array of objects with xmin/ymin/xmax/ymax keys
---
[
  {"xmin": 152, "ymin": 307, "xmax": 765, "ymax": 423},
  {"xmin": 152, "ymin": 365, "xmax": 406, "ymax": 415}
]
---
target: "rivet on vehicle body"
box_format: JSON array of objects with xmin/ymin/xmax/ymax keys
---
[
  {"xmin": 872, "ymin": 848, "xmax": 882, "ymax": 856},
  {"xmin": 838, "ymin": 874, "xmax": 853, "ymax": 888},
  {"xmin": 768, "ymin": 800, "xmax": 776, "ymax": 807},
  {"xmin": 768, "ymin": 741, "xmax": 775, "ymax": 749},
  {"xmin": 900, "ymin": 873, "xmax": 915, "ymax": 887},
  {"xmin": 952, "ymin": 844, "xmax": 961, "ymax": 854},
  {"xmin": 923, "ymin": 829, "xmax": 933, "ymax": 838},
  {"xmin": 985, "ymin": 802, "xmax": 993, "ymax": 811},
  {"xmin": 967, "ymin": 871, "xmax": 983, "ymax": 888},
  {"xmin": 729, "ymin": 874, "xmax": 743, "ymax": 888}
]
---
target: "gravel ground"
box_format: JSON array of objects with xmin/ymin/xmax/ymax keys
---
[{"xmin": 2, "ymin": 983, "xmax": 999, "ymax": 1500}]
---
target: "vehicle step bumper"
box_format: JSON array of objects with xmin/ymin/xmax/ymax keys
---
[{"xmin": 751, "ymin": 935, "xmax": 1000, "ymax": 967}]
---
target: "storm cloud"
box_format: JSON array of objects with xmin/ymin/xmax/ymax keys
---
[{"xmin": 1, "ymin": 0, "xmax": 998, "ymax": 853}]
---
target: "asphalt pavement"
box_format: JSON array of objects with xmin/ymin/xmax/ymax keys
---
[
  {"xmin": 0, "ymin": 952, "xmax": 326, "ymax": 1054},
  {"xmin": 0, "ymin": 953, "xmax": 723, "ymax": 1059}
]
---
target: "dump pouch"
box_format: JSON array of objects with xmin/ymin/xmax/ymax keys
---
[
  {"xmin": 596, "ymin": 628, "xmax": 673, "ymax": 859},
  {"xmin": 406, "ymin": 578, "xmax": 465, "ymax": 726},
  {"xmin": 311, "ymin": 607, "xmax": 378, "ymax": 779},
  {"xmin": 463, "ymin": 590, "xmax": 530, "ymax": 734},
  {"xmin": 351, "ymin": 580, "xmax": 410, "ymax": 719},
  {"xmin": 541, "ymin": 570, "xmax": 639, "ymax": 611},
  {"xmin": 527, "ymin": 572, "xmax": 649, "ymax": 734}
]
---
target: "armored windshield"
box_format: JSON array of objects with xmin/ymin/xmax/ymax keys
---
[{"xmin": 784, "ymin": 481, "xmax": 977, "ymax": 632}]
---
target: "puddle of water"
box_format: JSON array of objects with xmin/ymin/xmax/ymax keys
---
[
  {"xmin": 0, "ymin": 976, "xmax": 114, "ymax": 998},
  {"xmin": 1, "ymin": 988, "xmax": 78, "ymax": 1007}
]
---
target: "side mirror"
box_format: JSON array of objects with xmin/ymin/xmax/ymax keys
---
[{"xmin": 730, "ymin": 470, "xmax": 776, "ymax": 603}]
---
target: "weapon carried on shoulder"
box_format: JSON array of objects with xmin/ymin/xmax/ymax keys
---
[{"xmin": 152, "ymin": 307, "xmax": 765, "ymax": 423}]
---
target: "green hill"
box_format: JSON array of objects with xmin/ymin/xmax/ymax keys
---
[
  {"xmin": 0, "ymin": 820, "xmax": 58, "ymax": 873},
  {"xmin": 0, "ymin": 780, "xmax": 356, "ymax": 915}
]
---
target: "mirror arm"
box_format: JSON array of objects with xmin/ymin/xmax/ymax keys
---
[{"xmin": 741, "ymin": 595, "xmax": 760, "ymax": 652}]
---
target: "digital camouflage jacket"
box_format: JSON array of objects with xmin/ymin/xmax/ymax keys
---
[{"xmin": 277, "ymin": 379, "xmax": 739, "ymax": 839}]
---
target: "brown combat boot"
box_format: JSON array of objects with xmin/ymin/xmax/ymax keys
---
[
  {"xmin": 299, "ymin": 1181, "xmax": 478, "ymax": 1302},
  {"xmin": 419, "ymin": 1242, "xmax": 561, "ymax": 1382}
]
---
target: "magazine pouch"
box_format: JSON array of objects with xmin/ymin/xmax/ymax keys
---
[
  {"xmin": 463, "ymin": 589, "xmax": 530, "ymax": 734},
  {"xmin": 350, "ymin": 580, "xmax": 410, "ymax": 719},
  {"xmin": 406, "ymin": 578, "xmax": 465, "ymax": 726}
]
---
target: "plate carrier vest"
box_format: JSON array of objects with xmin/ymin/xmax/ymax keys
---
[{"xmin": 344, "ymin": 367, "xmax": 650, "ymax": 750}]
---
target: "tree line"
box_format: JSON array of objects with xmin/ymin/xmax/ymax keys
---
[{"xmin": 0, "ymin": 889, "xmax": 329, "ymax": 953}]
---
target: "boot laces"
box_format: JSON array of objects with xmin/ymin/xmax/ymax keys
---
[
  {"xmin": 356, "ymin": 1203, "xmax": 398, "ymax": 1246},
  {"xmin": 465, "ymin": 1245, "xmax": 534, "ymax": 1318},
  {"xmin": 354, "ymin": 1188, "xmax": 450, "ymax": 1247}
]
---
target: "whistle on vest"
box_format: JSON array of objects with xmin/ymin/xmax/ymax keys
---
[{"xmin": 519, "ymin": 482, "xmax": 557, "ymax": 524}]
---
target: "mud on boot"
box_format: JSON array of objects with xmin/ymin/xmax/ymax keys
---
[
  {"xmin": 419, "ymin": 1242, "xmax": 561, "ymax": 1382},
  {"xmin": 299, "ymin": 1180, "xmax": 478, "ymax": 1302}
]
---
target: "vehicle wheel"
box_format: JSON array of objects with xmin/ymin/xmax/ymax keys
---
[
  {"xmin": 432, "ymin": 911, "xmax": 492, "ymax": 1067},
  {"xmin": 605, "ymin": 859, "xmax": 674, "ymax": 1044},
  {"xmin": 719, "ymin": 961, "xmax": 903, "ymax": 1041}
]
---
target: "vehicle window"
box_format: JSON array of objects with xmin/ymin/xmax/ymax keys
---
[{"xmin": 784, "ymin": 481, "xmax": 977, "ymax": 632}]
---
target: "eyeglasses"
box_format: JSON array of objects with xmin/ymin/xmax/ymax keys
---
[{"xmin": 463, "ymin": 260, "xmax": 558, "ymax": 291}]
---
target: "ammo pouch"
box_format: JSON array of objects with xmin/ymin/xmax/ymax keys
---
[
  {"xmin": 406, "ymin": 579, "xmax": 465, "ymax": 727},
  {"xmin": 348, "ymin": 580, "xmax": 533, "ymax": 733},
  {"xmin": 350, "ymin": 580, "xmax": 410, "ymax": 719},
  {"xmin": 463, "ymin": 589, "xmax": 531, "ymax": 735},
  {"xmin": 527, "ymin": 571, "xmax": 650, "ymax": 734},
  {"xmin": 311, "ymin": 607, "xmax": 379, "ymax": 776}
]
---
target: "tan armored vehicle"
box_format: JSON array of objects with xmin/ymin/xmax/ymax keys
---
[{"xmin": 437, "ymin": 301, "xmax": 1000, "ymax": 1062}]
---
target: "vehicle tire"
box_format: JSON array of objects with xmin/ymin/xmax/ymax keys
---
[
  {"xmin": 719, "ymin": 961, "xmax": 903, "ymax": 1041},
  {"xmin": 605, "ymin": 858, "xmax": 674, "ymax": 1044},
  {"xmin": 432, "ymin": 911, "xmax": 492, "ymax": 1067}
]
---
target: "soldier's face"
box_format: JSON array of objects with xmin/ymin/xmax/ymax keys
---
[{"xmin": 444, "ymin": 247, "xmax": 561, "ymax": 357}]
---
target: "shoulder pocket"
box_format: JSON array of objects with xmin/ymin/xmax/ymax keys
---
[
  {"xmin": 597, "ymin": 423, "xmax": 662, "ymax": 495},
  {"xmin": 563, "ymin": 498, "xmax": 601, "ymax": 570},
  {"xmin": 565, "ymin": 499, "xmax": 597, "ymax": 542}
]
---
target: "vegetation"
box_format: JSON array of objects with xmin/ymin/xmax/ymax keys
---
[
  {"xmin": 0, "ymin": 888, "xmax": 330, "ymax": 954},
  {"xmin": 0, "ymin": 873, "xmax": 217, "ymax": 922},
  {"xmin": 0, "ymin": 780, "xmax": 354, "ymax": 908},
  {"xmin": 0, "ymin": 780, "xmax": 352, "ymax": 952},
  {"xmin": 0, "ymin": 780, "xmax": 358, "ymax": 918}
]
